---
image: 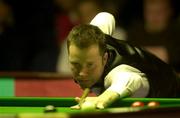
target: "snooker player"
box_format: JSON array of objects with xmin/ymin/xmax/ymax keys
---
[{"xmin": 67, "ymin": 12, "xmax": 180, "ymax": 110}]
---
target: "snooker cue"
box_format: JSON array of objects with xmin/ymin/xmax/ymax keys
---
[{"xmin": 78, "ymin": 88, "xmax": 90, "ymax": 106}]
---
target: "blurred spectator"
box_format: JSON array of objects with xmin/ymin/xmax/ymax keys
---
[
  {"xmin": 0, "ymin": 0, "xmax": 16, "ymax": 70},
  {"xmin": 103, "ymin": 0, "xmax": 127, "ymax": 40},
  {"xmin": 0, "ymin": 0, "xmax": 58, "ymax": 72},
  {"xmin": 0, "ymin": 0, "xmax": 13, "ymax": 35},
  {"xmin": 17, "ymin": 0, "xmax": 58, "ymax": 72},
  {"xmin": 77, "ymin": 0, "xmax": 126, "ymax": 40},
  {"xmin": 127, "ymin": 0, "xmax": 180, "ymax": 72},
  {"xmin": 55, "ymin": 0, "xmax": 80, "ymax": 74},
  {"xmin": 54, "ymin": 0, "xmax": 80, "ymax": 43},
  {"xmin": 55, "ymin": 0, "xmax": 129, "ymax": 75},
  {"xmin": 77, "ymin": 0, "xmax": 103, "ymax": 24}
]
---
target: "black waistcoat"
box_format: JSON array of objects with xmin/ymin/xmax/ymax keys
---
[{"xmin": 101, "ymin": 35, "xmax": 180, "ymax": 97}]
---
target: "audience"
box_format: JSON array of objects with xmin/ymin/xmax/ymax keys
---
[
  {"xmin": 127, "ymin": 0, "xmax": 180, "ymax": 72},
  {"xmin": 0, "ymin": 0, "xmax": 180, "ymax": 73}
]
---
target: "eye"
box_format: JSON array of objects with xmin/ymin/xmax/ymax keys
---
[
  {"xmin": 87, "ymin": 63, "xmax": 94, "ymax": 68},
  {"xmin": 71, "ymin": 62, "xmax": 81, "ymax": 69}
]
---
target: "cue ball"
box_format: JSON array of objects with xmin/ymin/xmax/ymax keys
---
[
  {"xmin": 44, "ymin": 105, "xmax": 57, "ymax": 112},
  {"xmin": 131, "ymin": 101, "xmax": 145, "ymax": 107},
  {"xmin": 147, "ymin": 101, "xmax": 160, "ymax": 107}
]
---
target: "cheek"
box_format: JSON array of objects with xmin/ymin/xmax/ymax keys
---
[
  {"xmin": 70, "ymin": 66, "xmax": 78, "ymax": 75},
  {"xmin": 91, "ymin": 65, "xmax": 103, "ymax": 76}
]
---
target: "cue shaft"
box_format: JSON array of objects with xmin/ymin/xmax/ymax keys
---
[{"xmin": 79, "ymin": 88, "xmax": 90, "ymax": 106}]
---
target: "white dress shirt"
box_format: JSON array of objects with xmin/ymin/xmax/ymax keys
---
[{"xmin": 104, "ymin": 64, "xmax": 150, "ymax": 98}]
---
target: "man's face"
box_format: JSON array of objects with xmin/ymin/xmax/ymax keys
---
[
  {"xmin": 144, "ymin": 0, "xmax": 171, "ymax": 29},
  {"xmin": 68, "ymin": 44, "xmax": 107, "ymax": 89}
]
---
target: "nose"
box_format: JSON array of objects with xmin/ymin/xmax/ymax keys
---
[{"xmin": 79, "ymin": 67, "xmax": 88, "ymax": 77}]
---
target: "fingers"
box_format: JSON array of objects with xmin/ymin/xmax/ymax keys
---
[
  {"xmin": 74, "ymin": 97, "xmax": 81, "ymax": 103},
  {"xmin": 72, "ymin": 97, "xmax": 105, "ymax": 110},
  {"xmin": 71, "ymin": 102, "xmax": 105, "ymax": 110},
  {"xmin": 96, "ymin": 102, "xmax": 105, "ymax": 109},
  {"xmin": 81, "ymin": 101, "xmax": 96, "ymax": 110},
  {"xmin": 70, "ymin": 105, "xmax": 81, "ymax": 109}
]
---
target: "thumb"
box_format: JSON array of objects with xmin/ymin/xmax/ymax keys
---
[
  {"xmin": 70, "ymin": 105, "xmax": 81, "ymax": 109},
  {"xmin": 96, "ymin": 102, "xmax": 105, "ymax": 109}
]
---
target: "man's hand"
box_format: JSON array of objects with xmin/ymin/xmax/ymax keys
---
[
  {"xmin": 71, "ymin": 97, "xmax": 105, "ymax": 110},
  {"xmin": 71, "ymin": 90, "xmax": 119, "ymax": 110}
]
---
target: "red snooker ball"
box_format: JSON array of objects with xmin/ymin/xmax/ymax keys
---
[
  {"xmin": 131, "ymin": 101, "xmax": 145, "ymax": 107},
  {"xmin": 147, "ymin": 101, "xmax": 160, "ymax": 107}
]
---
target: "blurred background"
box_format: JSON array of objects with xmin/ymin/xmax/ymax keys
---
[
  {"xmin": 0, "ymin": 0, "xmax": 180, "ymax": 97},
  {"xmin": 0, "ymin": 0, "xmax": 180, "ymax": 73}
]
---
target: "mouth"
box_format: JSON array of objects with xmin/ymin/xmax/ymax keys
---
[{"xmin": 75, "ymin": 76, "xmax": 93, "ymax": 87}]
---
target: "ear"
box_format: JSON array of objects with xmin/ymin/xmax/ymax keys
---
[{"xmin": 103, "ymin": 52, "xmax": 108, "ymax": 65}]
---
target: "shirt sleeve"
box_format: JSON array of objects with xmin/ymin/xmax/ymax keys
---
[
  {"xmin": 90, "ymin": 12, "xmax": 115, "ymax": 36},
  {"xmin": 104, "ymin": 64, "xmax": 150, "ymax": 98}
]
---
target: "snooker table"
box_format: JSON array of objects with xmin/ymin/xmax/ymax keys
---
[{"xmin": 0, "ymin": 97, "xmax": 180, "ymax": 118}]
